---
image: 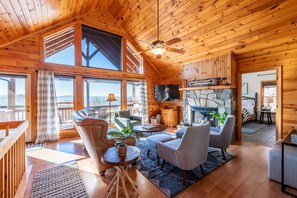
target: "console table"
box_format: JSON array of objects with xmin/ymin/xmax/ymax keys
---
[
  {"xmin": 281, "ymin": 130, "xmax": 297, "ymax": 196},
  {"xmin": 102, "ymin": 146, "xmax": 140, "ymax": 198}
]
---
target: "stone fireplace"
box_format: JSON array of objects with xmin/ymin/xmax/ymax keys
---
[{"xmin": 182, "ymin": 89, "xmax": 236, "ymax": 125}]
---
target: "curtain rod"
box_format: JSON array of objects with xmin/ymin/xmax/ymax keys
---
[{"xmin": 257, "ymin": 73, "xmax": 276, "ymax": 77}]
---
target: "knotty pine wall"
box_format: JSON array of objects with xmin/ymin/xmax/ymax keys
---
[
  {"xmin": 0, "ymin": 9, "xmax": 161, "ymax": 142},
  {"xmin": 161, "ymin": 48, "xmax": 297, "ymax": 138}
]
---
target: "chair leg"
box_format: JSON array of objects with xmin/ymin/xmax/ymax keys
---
[
  {"xmin": 161, "ymin": 159, "xmax": 165, "ymax": 170},
  {"xmin": 147, "ymin": 149, "xmax": 150, "ymax": 158},
  {"xmin": 200, "ymin": 165, "xmax": 205, "ymax": 175},
  {"xmin": 157, "ymin": 154, "xmax": 160, "ymax": 165},
  {"xmin": 221, "ymin": 149, "xmax": 226, "ymax": 160},
  {"xmin": 182, "ymin": 170, "xmax": 187, "ymax": 185}
]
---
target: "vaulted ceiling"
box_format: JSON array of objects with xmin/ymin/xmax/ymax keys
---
[{"xmin": 1, "ymin": 0, "xmax": 297, "ymax": 80}]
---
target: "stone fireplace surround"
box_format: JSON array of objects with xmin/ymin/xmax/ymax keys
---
[{"xmin": 182, "ymin": 89, "xmax": 236, "ymax": 125}]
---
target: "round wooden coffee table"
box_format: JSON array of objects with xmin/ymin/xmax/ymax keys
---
[
  {"xmin": 102, "ymin": 146, "xmax": 140, "ymax": 198},
  {"xmin": 133, "ymin": 124, "xmax": 168, "ymax": 136}
]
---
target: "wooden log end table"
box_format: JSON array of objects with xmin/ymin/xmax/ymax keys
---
[{"xmin": 102, "ymin": 146, "xmax": 140, "ymax": 198}]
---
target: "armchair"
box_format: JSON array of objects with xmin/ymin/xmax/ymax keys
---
[
  {"xmin": 157, "ymin": 124, "xmax": 210, "ymax": 185},
  {"xmin": 114, "ymin": 110, "xmax": 142, "ymax": 131},
  {"xmin": 209, "ymin": 115, "xmax": 235, "ymax": 160},
  {"xmin": 72, "ymin": 110, "xmax": 136, "ymax": 176}
]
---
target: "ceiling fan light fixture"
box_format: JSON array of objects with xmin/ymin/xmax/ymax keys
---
[{"xmin": 151, "ymin": 47, "xmax": 166, "ymax": 55}]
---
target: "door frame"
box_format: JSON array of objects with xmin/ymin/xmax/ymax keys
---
[{"xmin": 236, "ymin": 65, "xmax": 282, "ymax": 141}]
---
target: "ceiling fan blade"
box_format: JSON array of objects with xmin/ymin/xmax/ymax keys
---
[
  {"xmin": 156, "ymin": 54, "xmax": 161, "ymax": 59},
  {"xmin": 166, "ymin": 47, "xmax": 186, "ymax": 54},
  {"xmin": 133, "ymin": 49, "xmax": 151, "ymax": 55},
  {"xmin": 165, "ymin": 37, "xmax": 182, "ymax": 45}
]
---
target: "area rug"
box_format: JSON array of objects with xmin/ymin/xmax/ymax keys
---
[
  {"xmin": 136, "ymin": 140, "xmax": 236, "ymax": 197},
  {"xmin": 26, "ymin": 142, "xmax": 46, "ymax": 152},
  {"xmin": 242, "ymin": 122, "xmax": 266, "ymax": 134},
  {"xmin": 31, "ymin": 162, "xmax": 88, "ymax": 198}
]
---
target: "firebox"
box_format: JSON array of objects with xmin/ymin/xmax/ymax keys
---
[{"xmin": 191, "ymin": 106, "xmax": 218, "ymax": 126}]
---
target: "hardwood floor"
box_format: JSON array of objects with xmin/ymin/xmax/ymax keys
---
[{"xmin": 25, "ymin": 137, "xmax": 291, "ymax": 198}]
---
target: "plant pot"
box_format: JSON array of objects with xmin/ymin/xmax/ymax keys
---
[{"xmin": 117, "ymin": 144, "xmax": 127, "ymax": 156}]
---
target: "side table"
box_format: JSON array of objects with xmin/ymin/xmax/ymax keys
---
[
  {"xmin": 102, "ymin": 146, "xmax": 140, "ymax": 198},
  {"xmin": 281, "ymin": 130, "xmax": 297, "ymax": 197}
]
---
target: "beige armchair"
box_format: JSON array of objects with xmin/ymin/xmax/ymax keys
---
[
  {"xmin": 72, "ymin": 110, "xmax": 135, "ymax": 175},
  {"xmin": 157, "ymin": 124, "xmax": 210, "ymax": 185}
]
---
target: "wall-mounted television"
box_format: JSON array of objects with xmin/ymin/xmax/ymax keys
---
[{"xmin": 154, "ymin": 84, "xmax": 180, "ymax": 101}]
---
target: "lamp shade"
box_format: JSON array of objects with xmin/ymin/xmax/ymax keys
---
[
  {"xmin": 106, "ymin": 93, "xmax": 117, "ymax": 102},
  {"xmin": 151, "ymin": 47, "xmax": 166, "ymax": 55},
  {"xmin": 265, "ymin": 96, "xmax": 273, "ymax": 103}
]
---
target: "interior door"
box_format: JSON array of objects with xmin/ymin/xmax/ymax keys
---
[{"xmin": 0, "ymin": 73, "xmax": 31, "ymax": 142}]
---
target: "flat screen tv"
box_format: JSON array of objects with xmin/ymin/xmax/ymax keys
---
[{"xmin": 154, "ymin": 84, "xmax": 180, "ymax": 101}]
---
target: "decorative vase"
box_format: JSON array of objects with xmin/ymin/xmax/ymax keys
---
[{"xmin": 117, "ymin": 144, "xmax": 127, "ymax": 156}]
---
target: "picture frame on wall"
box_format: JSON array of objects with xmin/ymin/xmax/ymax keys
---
[{"xmin": 242, "ymin": 82, "xmax": 248, "ymax": 95}]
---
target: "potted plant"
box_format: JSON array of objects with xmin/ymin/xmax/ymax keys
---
[
  {"xmin": 108, "ymin": 126, "xmax": 134, "ymax": 156},
  {"xmin": 209, "ymin": 112, "xmax": 228, "ymax": 127}
]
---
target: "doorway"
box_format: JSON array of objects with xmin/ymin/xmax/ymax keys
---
[
  {"xmin": 240, "ymin": 70, "xmax": 277, "ymax": 146},
  {"xmin": 237, "ymin": 66, "xmax": 282, "ymax": 144},
  {"xmin": 0, "ymin": 73, "xmax": 31, "ymax": 141}
]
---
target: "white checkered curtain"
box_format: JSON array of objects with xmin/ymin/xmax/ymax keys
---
[
  {"xmin": 35, "ymin": 70, "xmax": 59, "ymax": 143},
  {"xmin": 139, "ymin": 80, "xmax": 149, "ymax": 124}
]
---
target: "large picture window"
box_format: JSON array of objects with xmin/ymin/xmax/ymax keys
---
[
  {"xmin": 54, "ymin": 76, "xmax": 74, "ymax": 130},
  {"xmin": 82, "ymin": 25, "xmax": 122, "ymax": 70},
  {"xmin": 127, "ymin": 81, "xmax": 141, "ymax": 116},
  {"xmin": 84, "ymin": 79, "xmax": 121, "ymax": 122},
  {"xmin": 44, "ymin": 27, "xmax": 75, "ymax": 66}
]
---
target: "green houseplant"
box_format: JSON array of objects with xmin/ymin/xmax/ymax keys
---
[
  {"xmin": 209, "ymin": 112, "xmax": 228, "ymax": 127},
  {"xmin": 108, "ymin": 126, "xmax": 134, "ymax": 156}
]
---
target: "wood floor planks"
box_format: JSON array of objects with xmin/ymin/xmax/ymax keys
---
[{"xmin": 24, "ymin": 138, "xmax": 292, "ymax": 198}]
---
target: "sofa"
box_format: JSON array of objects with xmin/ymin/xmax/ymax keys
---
[
  {"xmin": 72, "ymin": 110, "xmax": 136, "ymax": 175},
  {"xmin": 114, "ymin": 110, "xmax": 142, "ymax": 131}
]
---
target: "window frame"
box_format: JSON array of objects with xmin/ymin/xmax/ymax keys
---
[{"xmin": 126, "ymin": 42, "xmax": 144, "ymax": 74}]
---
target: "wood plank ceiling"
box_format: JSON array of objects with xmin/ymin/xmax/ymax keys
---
[{"xmin": 1, "ymin": 0, "xmax": 297, "ymax": 80}]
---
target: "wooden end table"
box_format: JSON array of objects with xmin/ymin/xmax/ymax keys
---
[{"xmin": 102, "ymin": 146, "xmax": 140, "ymax": 198}]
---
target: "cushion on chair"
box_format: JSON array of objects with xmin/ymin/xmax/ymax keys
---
[
  {"xmin": 147, "ymin": 134, "xmax": 175, "ymax": 148},
  {"xmin": 162, "ymin": 139, "xmax": 182, "ymax": 149},
  {"xmin": 119, "ymin": 110, "xmax": 131, "ymax": 118},
  {"xmin": 176, "ymin": 126, "xmax": 187, "ymax": 138}
]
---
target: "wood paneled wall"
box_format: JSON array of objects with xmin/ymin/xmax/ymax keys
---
[{"xmin": 0, "ymin": 9, "xmax": 161, "ymax": 142}]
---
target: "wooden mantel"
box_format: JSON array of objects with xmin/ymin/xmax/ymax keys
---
[{"xmin": 179, "ymin": 84, "xmax": 236, "ymax": 91}]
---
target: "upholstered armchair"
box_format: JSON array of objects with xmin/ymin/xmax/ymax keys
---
[
  {"xmin": 72, "ymin": 110, "xmax": 135, "ymax": 176},
  {"xmin": 157, "ymin": 124, "xmax": 210, "ymax": 185},
  {"xmin": 209, "ymin": 115, "xmax": 235, "ymax": 160},
  {"xmin": 114, "ymin": 110, "xmax": 142, "ymax": 131}
]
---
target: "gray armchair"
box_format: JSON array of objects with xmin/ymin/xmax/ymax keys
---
[
  {"xmin": 114, "ymin": 110, "xmax": 142, "ymax": 131},
  {"xmin": 157, "ymin": 124, "xmax": 210, "ymax": 185},
  {"xmin": 209, "ymin": 115, "xmax": 235, "ymax": 160}
]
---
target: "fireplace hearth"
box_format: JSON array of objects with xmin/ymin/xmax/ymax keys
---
[{"xmin": 191, "ymin": 106, "xmax": 218, "ymax": 126}]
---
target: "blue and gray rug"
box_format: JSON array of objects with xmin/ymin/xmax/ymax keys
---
[{"xmin": 136, "ymin": 140, "xmax": 236, "ymax": 197}]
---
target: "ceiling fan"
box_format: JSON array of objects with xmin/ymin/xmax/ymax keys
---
[{"xmin": 134, "ymin": 0, "xmax": 185, "ymax": 59}]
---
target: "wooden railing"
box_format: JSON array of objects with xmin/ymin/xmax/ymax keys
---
[{"xmin": 0, "ymin": 120, "xmax": 28, "ymax": 198}]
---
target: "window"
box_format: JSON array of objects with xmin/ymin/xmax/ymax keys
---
[
  {"xmin": 54, "ymin": 76, "xmax": 74, "ymax": 130},
  {"xmin": 44, "ymin": 27, "xmax": 75, "ymax": 66},
  {"xmin": 84, "ymin": 79, "xmax": 121, "ymax": 122},
  {"xmin": 126, "ymin": 43, "xmax": 143, "ymax": 74},
  {"xmin": 127, "ymin": 81, "xmax": 141, "ymax": 116},
  {"xmin": 82, "ymin": 25, "xmax": 122, "ymax": 70},
  {"xmin": 261, "ymin": 81, "xmax": 276, "ymax": 111}
]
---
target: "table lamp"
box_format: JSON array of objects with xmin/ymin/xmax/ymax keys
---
[
  {"xmin": 264, "ymin": 96, "xmax": 273, "ymax": 111},
  {"xmin": 106, "ymin": 93, "xmax": 117, "ymax": 127}
]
